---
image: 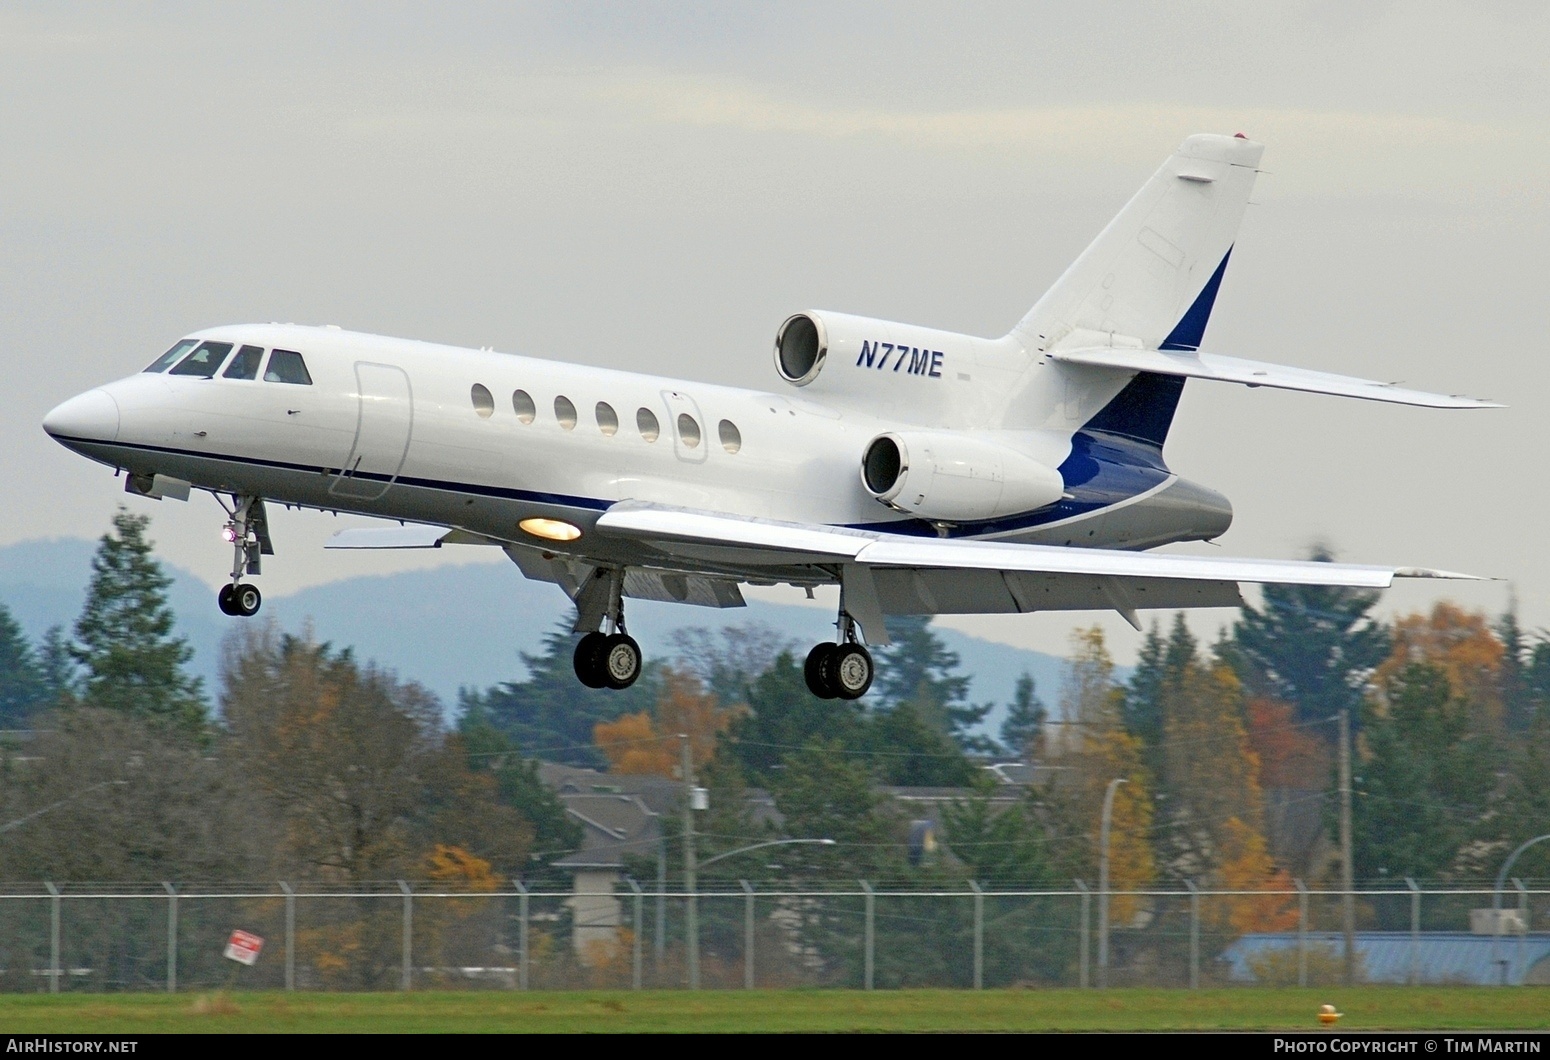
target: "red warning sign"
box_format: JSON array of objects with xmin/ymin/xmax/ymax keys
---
[{"xmin": 224, "ymin": 929, "xmax": 264, "ymax": 966}]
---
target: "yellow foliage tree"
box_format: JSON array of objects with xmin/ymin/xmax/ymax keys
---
[
  {"xmin": 594, "ymin": 667, "xmax": 742, "ymax": 775},
  {"xmin": 593, "ymin": 711, "xmax": 675, "ymax": 775},
  {"xmin": 1213, "ymin": 817, "xmax": 1299, "ymax": 933},
  {"xmin": 1376, "ymin": 602, "xmax": 1504, "ymax": 733},
  {"xmin": 1054, "ymin": 626, "xmax": 1156, "ymax": 923}
]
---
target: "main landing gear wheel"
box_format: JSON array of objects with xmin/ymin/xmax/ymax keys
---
[
  {"xmin": 601, "ymin": 633, "xmax": 643, "ymax": 691},
  {"xmin": 574, "ymin": 632, "xmax": 609, "ymax": 689},
  {"xmin": 217, "ymin": 583, "xmax": 262, "ymax": 617},
  {"xmin": 804, "ymin": 642, "xmax": 873, "ymax": 701},
  {"xmin": 574, "ymin": 631, "xmax": 643, "ymax": 690}
]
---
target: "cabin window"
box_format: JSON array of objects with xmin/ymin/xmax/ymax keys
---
[
  {"xmin": 512, "ymin": 389, "xmax": 536, "ymax": 424},
  {"xmin": 264, "ymin": 349, "xmax": 313, "ymax": 385},
  {"xmin": 223, "ymin": 345, "xmax": 265, "ymax": 380},
  {"xmin": 144, "ymin": 339, "xmax": 196, "ymax": 373},
  {"xmin": 554, "ymin": 395, "xmax": 578, "ymax": 430},
  {"xmin": 471, "ymin": 384, "xmax": 495, "ymax": 418},
  {"xmin": 636, "ymin": 407, "xmax": 660, "ymax": 442},
  {"xmin": 595, "ymin": 402, "xmax": 619, "ymax": 436},
  {"xmin": 718, "ymin": 419, "xmax": 742, "ymax": 454},
  {"xmin": 677, "ymin": 413, "xmax": 702, "ymax": 449},
  {"xmin": 168, "ymin": 341, "xmax": 234, "ymax": 378}
]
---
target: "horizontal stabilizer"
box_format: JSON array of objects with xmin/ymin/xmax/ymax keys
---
[{"xmin": 1049, "ymin": 346, "xmax": 1502, "ymax": 409}]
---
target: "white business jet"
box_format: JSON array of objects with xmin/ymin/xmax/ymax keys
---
[{"xmin": 43, "ymin": 134, "xmax": 1495, "ymax": 700}]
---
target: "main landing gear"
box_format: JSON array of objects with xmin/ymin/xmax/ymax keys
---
[
  {"xmin": 804, "ymin": 612, "xmax": 874, "ymax": 701},
  {"xmin": 570, "ymin": 567, "xmax": 643, "ymax": 690},
  {"xmin": 215, "ymin": 495, "xmax": 272, "ymax": 617}
]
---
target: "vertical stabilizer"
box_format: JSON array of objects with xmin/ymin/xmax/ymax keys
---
[{"xmin": 1013, "ymin": 133, "xmax": 1263, "ymax": 354}]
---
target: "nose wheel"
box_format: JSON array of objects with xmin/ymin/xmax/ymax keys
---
[
  {"xmin": 217, "ymin": 582, "xmax": 263, "ymax": 617},
  {"xmin": 215, "ymin": 494, "xmax": 271, "ymax": 618}
]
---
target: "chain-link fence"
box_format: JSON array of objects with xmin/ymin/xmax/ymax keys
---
[{"xmin": 0, "ymin": 883, "xmax": 1544, "ymax": 992}]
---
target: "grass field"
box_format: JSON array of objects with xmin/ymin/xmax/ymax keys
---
[{"xmin": 0, "ymin": 988, "xmax": 1546, "ymax": 1033}]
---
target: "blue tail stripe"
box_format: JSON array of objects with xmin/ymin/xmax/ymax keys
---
[{"xmin": 1073, "ymin": 247, "xmax": 1233, "ymax": 450}]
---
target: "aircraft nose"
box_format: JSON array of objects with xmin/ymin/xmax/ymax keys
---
[{"xmin": 43, "ymin": 388, "xmax": 120, "ymax": 443}]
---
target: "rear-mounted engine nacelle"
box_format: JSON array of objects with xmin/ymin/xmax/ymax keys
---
[{"xmin": 861, "ymin": 432, "xmax": 1065, "ymax": 523}]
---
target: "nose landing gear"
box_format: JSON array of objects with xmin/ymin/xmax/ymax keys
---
[
  {"xmin": 215, "ymin": 495, "xmax": 271, "ymax": 617},
  {"xmin": 570, "ymin": 566, "xmax": 642, "ymax": 690}
]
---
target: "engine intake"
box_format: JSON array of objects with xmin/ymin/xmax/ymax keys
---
[
  {"xmin": 775, "ymin": 313, "xmax": 827, "ymax": 386},
  {"xmin": 861, "ymin": 432, "xmax": 1064, "ymax": 523}
]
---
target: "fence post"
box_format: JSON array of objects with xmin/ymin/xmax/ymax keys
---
[
  {"xmin": 860, "ymin": 880, "xmax": 875, "ymax": 991},
  {"xmin": 1295, "ymin": 878, "xmax": 1308, "ymax": 988},
  {"xmin": 1515, "ymin": 878, "xmax": 1529, "ymax": 986},
  {"xmin": 970, "ymin": 881, "xmax": 984, "ymax": 990},
  {"xmin": 398, "ymin": 881, "xmax": 413, "ymax": 991},
  {"xmin": 739, "ymin": 880, "xmax": 755, "ymax": 989},
  {"xmin": 45, "ymin": 881, "xmax": 59, "ymax": 995},
  {"xmin": 655, "ymin": 840, "xmax": 666, "ymax": 979},
  {"xmin": 280, "ymin": 882, "xmax": 296, "ymax": 991},
  {"xmin": 1406, "ymin": 877, "xmax": 1420, "ymax": 986},
  {"xmin": 627, "ymin": 878, "xmax": 643, "ymax": 991},
  {"xmin": 1185, "ymin": 880, "xmax": 1199, "ymax": 990},
  {"xmin": 1074, "ymin": 879, "xmax": 1090, "ymax": 989},
  {"xmin": 515, "ymin": 880, "xmax": 529, "ymax": 991},
  {"xmin": 163, "ymin": 882, "xmax": 177, "ymax": 993}
]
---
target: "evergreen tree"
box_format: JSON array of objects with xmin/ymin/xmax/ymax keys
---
[
  {"xmin": 458, "ymin": 618, "xmax": 660, "ymax": 768},
  {"xmin": 1121, "ymin": 621, "xmax": 1167, "ymax": 749},
  {"xmin": 1496, "ymin": 602, "xmax": 1534, "ymax": 730},
  {"xmin": 874, "ymin": 615, "xmax": 993, "ymax": 752},
  {"xmin": 1228, "ymin": 546, "xmax": 1389, "ymax": 729},
  {"xmin": 0, "ymin": 603, "xmax": 45, "ymax": 726},
  {"xmin": 998, "ymin": 672, "xmax": 1047, "ymax": 760},
  {"xmin": 724, "ymin": 651, "xmax": 867, "ymax": 784},
  {"xmin": 1353, "ymin": 661, "xmax": 1495, "ymax": 884},
  {"xmin": 862, "ymin": 699, "xmax": 976, "ymax": 786},
  {"xmin": 36, "ymin": 625, "xmax": 78, "ymax": 706},
  {"xmin": 70, "ymin": 508, "xmax": 204, "ymax": 734}
]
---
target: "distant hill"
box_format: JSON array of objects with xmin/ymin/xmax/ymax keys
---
[{"xmin": 0, "ymin": 537, "xmax": 1080, "ymax": 739}]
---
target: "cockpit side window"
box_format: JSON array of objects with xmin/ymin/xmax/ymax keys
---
[
  {"xmin": 264, "ymin": 349, "xmax": 312, "ymax": 385},
  {"xmin": 168, "ymin": 341, "xmax": 234, "ymax": 378},
  {"xmin": 143, "ymin": 339, "xmax": 196, "ymax": 373},
  {"xmin": 222, "ymin": 345, "xmax": 265, "ymax": 380}
]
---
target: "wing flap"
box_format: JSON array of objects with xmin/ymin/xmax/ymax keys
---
[
  {"xmin": 325, "ymin": 524, "xmax": 499, "ymax": 549},
  {"xmin": 1049, "ymin": 346, "xmax": 1502, "ymax": 409}
]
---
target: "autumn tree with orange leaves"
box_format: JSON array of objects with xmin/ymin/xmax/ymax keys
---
[{"xmin": 594, "ymin": 666, "xmax": 743, "ymax": 776}]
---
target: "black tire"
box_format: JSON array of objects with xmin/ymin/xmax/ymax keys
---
[
  {"xmin": 217, "ymin": 584, "xmax": 236, "ymax": 616},
  {"xmin": 601, "ymin": 633, "xmax": 642, "ymax": 690},
  {"xmin": 831, "ymin": 644, "xmax": 874, "ymax": 701},
  {"xmin": 804, "ymin": 643, "xmax": 838, "ymax": 699},
  {"xmin": 233, "ymin": 583, "xmax": 262, "ymax": 617},
  {"xmin": 573, "ymin": 632, "xmax": 609, "ymax": 688}
]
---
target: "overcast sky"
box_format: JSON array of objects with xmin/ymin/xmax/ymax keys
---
[{"xmin": 4, "ymin": 1, "xmax": 1546, "ymax": 663}]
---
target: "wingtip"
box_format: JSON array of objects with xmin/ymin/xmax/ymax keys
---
[{"xmin": 1393, "ymin": 566, "xmax": 1487, "ymax": 581}]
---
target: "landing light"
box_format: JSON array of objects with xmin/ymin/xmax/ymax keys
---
[
  {"xmin": 221, "ymin": 526, "xmax": 238, "ymax": 543},
  {"xmin": 520, "ymin": 518, "xmax": 582, "ymax": 543}
]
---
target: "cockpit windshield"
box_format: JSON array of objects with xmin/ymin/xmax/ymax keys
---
[
  {"xmin": 223, "ymin": 345, "xmax": 265, "ymax": 380},
  {"xmin": 168, "ymin": 341, "xmax": 234, "ymax": 378},
  {"xmin": 143, "ymin": 339, "xmax": 196, "ymax": 373}
]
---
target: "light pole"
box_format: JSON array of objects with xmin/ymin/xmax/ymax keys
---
[
  {"xmin": 1491, "ymin": 833, "xmax": 1550, "ymax": 984},
  {"xmin": 680, "ymin": 735, "xmax": 699, "ymax": 990},
  {"xmin": 1097, "ymin": 776, "xmax": 1127, "ymax": 989}
]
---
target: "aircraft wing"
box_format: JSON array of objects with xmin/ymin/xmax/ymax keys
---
[
  {"xmin": 595, "ymin": 501, "xmax": 1479, "ymax": 637},
  {"xmin": 1048, "ymin": 346, "xmax": 1502, "ymax": 409}
]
